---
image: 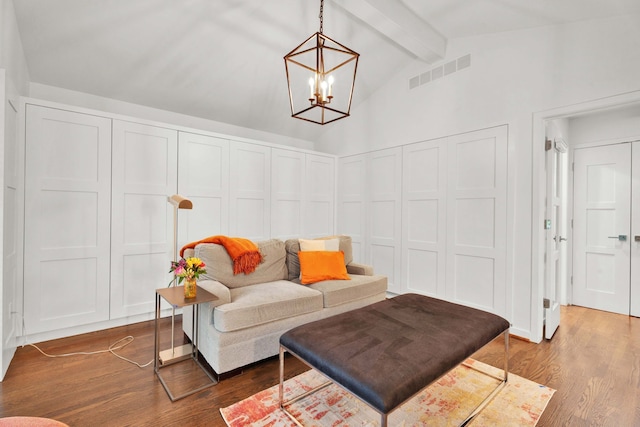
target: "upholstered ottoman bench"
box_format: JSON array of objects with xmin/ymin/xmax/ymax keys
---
[{"xmin": 279, "ymin": 293, "xmax": 510, "ymax": 426}]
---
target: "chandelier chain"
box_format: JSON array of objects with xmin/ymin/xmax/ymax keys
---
[{"xmin": 319, "ymin": 0, "xmax": 324, "ymax": 34}]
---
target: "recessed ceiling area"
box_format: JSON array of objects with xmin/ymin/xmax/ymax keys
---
[{"xmin": 12, "ymin": 0, "xmax": 640, "ymax": 143}]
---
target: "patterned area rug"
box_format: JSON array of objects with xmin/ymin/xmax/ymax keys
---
[{"xmin": 220, "ymin": 359, "xmax": 554, "ymax": 426}]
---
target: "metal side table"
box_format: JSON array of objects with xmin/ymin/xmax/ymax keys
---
[{"xmin": 154, "ymin": 285, "xmax": 218, "ymax": 401}]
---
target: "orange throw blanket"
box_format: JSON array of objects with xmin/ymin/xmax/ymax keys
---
[{"xmin": 180, "ymin": 235, "xmax": 263, "ymax": 275}]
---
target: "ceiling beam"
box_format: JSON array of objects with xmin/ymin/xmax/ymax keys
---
[{"xmin": 332, "ymin": 0, "xmax": 446, "ymax": 63}]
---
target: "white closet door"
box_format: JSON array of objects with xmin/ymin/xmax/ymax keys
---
[
  {"xmin": 178, "ymin": 132, "xmax": 230, "ymax": 246},
  {"xmin": 402, "ymin": 138, "xmax": 447, "ymax": 297},
  {"xmin": 111, "ymin": 120, "xmax": 177, "ymax": 318},
  {"xmin": 446, "ymin": 128, "xmax": 508, "ymax": 316},
  {"xmin": 271, "ymin": 148, "xmax": 305, "ymax": 239},
  {"xmin": 368, "ymin": 148, "xmax": 403, "ymax": 293},
  {"xmin": 24, "ymin": 105, "xmax": 112, "ymax": 334},
  {"xmin": 305, "ymin": 154, "xmax": 335, "ymax": 237},
  {"xmin": 337, "ymin": 155, "xmax": 367, "ymax": 262},
  {"xmin": 229, "ymin": 142, "xmax": 271, "ymax": 241}
]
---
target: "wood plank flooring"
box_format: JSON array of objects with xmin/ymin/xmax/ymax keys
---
[{"xmin": 0, "ymin": 305, "xmax": 638, "ymax": 426}]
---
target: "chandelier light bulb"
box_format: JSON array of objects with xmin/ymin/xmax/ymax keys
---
[{"xmin": 308, "ymin": 77, "xmax": 315, "ymax": 100}]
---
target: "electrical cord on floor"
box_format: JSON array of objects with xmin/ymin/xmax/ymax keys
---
[{"xmin": 24, "ymin": 336, "xmax": 154, "ymax": 368}]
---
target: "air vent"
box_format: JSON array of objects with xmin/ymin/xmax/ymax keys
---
[
  {"xmin": 457, "ymin": 54, "xmax": 471, "ymax": 70},
  {"xmin": 431, "ymin": 66, "xmax": 443, "ymax": 80},
  {"xmin": 409, "ymin": 54, "xmax": 471, "ymax": 90}
]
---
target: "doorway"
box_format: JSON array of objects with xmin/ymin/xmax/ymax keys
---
[{"xmin": 532, "ymin": 92, "xmax": 640, "ymax": 343}]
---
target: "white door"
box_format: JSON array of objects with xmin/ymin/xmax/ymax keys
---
[
  {"xmin": 178, "ymin": 132, "xmax": 230, "ymax": 244},
  {"xmin": 229, "ymin": 142, "xmax": 271, "ymax": 241},
  {"xmin": 573, "ymin": 143, "xmax": 631, "ymax": 315},
  {"xmin": 337, "ymin": 155, "xmax": 367, "ymax": 262},
  {"xmin": 304, "ymin": 154, "xmax": 335, "ymax": 237},
  {"xmin": 401, "ymin": 138, "xmax": 447, "ymax": 298},
  {"xmin": 271, "ymin": 148, "xmax": 305, "ymax": 239},
  {"xmin": 271, "ymin": 150, "xmax": 335, "ymax": 239},
  {"xmin": 368, "ymin": 148, "xmax": 403, "ymax": 294},
  {"xmin": 445, "ymin": 127, "xmax": 508, "ymax": 316},
  {"xmin": 631, "ymin": 141, "xmax": 640, "ymax": 317},
  {"xmin": 24, "ymin": 105, "xmax": 112, "ymax": 334},
  {"xmin": 544, "ymin": 139, "xmax": 566, "ymax": 339},
  {"xmin": 110, "ymin": 120, "xmax": 178, "ymax": 318}
]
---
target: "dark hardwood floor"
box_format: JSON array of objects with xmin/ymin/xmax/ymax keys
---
[{"xmin": 0, "ymin": 305, "xmax": 638, "ymax": 426}]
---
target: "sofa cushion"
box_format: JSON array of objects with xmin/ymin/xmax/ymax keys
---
[
  {"xmin": 299, "ymin": 237, "xmax": 339, "ymax": 252},
  {"xmin": 304, "ymin": 274, "xmax": 388, "ymax": 308},
  {"xmin": 298, "ymin": 251, "xmax": 350, "ymax": 285},
  {"xmin": 195, "ymin": 239, "xmax": 287, "ymax": 289},
  {"xmin": 285, "ymin": 235, "xmax": 353, "ymax": 281},
  {"xmin": 213, "ymin": 280, "xmax": 323, "ymax": 332}
]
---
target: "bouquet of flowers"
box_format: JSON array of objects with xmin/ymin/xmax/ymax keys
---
[{"xmin": 169, "ymin": 257, "xmax": 207, "ymax": 285}]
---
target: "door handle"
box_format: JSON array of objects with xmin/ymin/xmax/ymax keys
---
[{"xmin": 608, "ymin": 235, "xmax": 628, "ymax": 241}]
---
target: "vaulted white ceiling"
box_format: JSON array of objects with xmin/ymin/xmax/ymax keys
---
[{"xmin": 12, "ymin": 0, "xmax": 640, "ymax": 143}]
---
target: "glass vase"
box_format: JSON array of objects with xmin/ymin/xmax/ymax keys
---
[{"xmin": 184, "ymin": 277, "xmax": 197, "ymax": 299}]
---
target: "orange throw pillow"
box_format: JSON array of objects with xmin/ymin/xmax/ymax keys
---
[{"xmin": 298, "ymin": 251, "xmax": 351, "ymax": 285}]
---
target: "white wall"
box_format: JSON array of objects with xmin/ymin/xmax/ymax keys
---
[
  {"xmin": 569, "ymin": 104, "xmax": 640, "ymax": 145},
  {"xmin": 29, "ymin": 83, "xmax": 316, "ymax": 152},
  {"xmin": 318, "ymin": 14, "xmax": 640, "ymax": 340},
  {"xmin": 0, "ymin": 0, "xmax": 30, "ymax": 93}
]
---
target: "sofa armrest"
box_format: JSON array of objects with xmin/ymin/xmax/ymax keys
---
[
  {"xmin": 346, "ymin": 262, "xmax": 374, "ymax": 276},
  {"xmin": 196, "ymin": 279, "xmax": 231, "ymax": 306}
]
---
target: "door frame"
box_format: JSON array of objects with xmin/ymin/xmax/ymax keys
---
[{"xmin": 531, "ymin": 90, "xmax": 640, "ymax": 343}]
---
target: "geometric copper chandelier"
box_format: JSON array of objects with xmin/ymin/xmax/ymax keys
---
[{"xmin": 284, "ymin": 0, "xmax": 359, "ymax": 125}]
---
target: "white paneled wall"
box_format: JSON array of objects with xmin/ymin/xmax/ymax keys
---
[
  {"xmin": 110, "ymin": 120, "xmax": 178, "ymax": 318},
  {"xmin": 229, "ymin": 142, "xmax": 271, "ymax": 241},
  {"xmin": 339, "ymin": 126, "xmax": 508, "ymax": 317},
  {"xmin": 180, "ymin": 143, "xmax": 336, "ymax": 244},
  {"xmin": 271, "ymin": 148, "xmax": 305, "ymax": 239},
  {"xmin": 24, "ymin": 105, "xmax": 112, "ymax": 334},
  {"xmin": 22, "ymin": 100, "xmax": 336, "ymax": 339},
  {"xmin": 178, "ymin": 132, "xmax": 230, "ymax": 244},
  {"xmin": 337, "ymin": 155, "xmax": 367, "ymax": 262},
  {"xmin": 270, "ymin": 150, "xmax": 335, "ymax": 239},
  {"xmin": 337, "ymin": 148, "xmax": 402, "ymax": 291},
  {"xmin": 369, "ymin": 148, "xmax": 403, "ymax": 294},
  {"xmin": 402, "ymin": 137, "xmax": 447, "ymax": 297},
  {"xmin": 304, "ymin": 154, "xmax": 335, "ymax": 237},
  {"xmin": 445, "ymin": 129, "xmax": 507, "ymax": 314}
]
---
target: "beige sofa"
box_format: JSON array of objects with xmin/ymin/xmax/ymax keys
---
[{"xmin": 182, "ymin": 236, "xmax": 387, "ymax": 376}]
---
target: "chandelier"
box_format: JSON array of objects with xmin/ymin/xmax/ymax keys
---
[{"xmin": 284, "ymin": 0, "xmax": 359, "ymax": 125}]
